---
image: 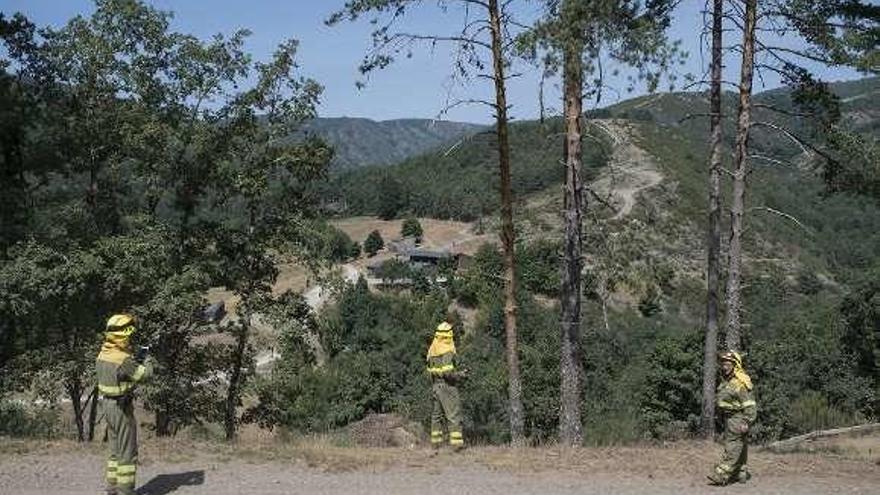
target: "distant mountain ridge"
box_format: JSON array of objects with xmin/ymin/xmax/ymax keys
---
[{"xmin": 301, "ymin": 117, "xmax": 485, "ymax": 171}]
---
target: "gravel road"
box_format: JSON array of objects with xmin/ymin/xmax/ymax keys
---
[{"xmin": 1, "ymin": 441, "xmax": 877, "ymax": 495}]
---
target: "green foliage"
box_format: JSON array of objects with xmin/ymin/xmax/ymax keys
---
[
  {"xmin": 0, "ymin": 0, "xmax": 333, "ymax": 440},
  {"xmin": 325, "ymin": 226, "xmax": 360, "ymax": 262},
  {"xmin": 788, "ymin": 390, "xmax": 860, "ymax": 434},
  {"xmin": 618, "ymin": 109, "xmax": 655, "ymax": 122},
  {"xmin": 251, "ymin": 281, "xmax": 447, "ymax": 432},
  {"xmin": 749, "ymin": 316, "xmax": 874, "ymax": 441},
  {"xmin": 327, "ymin": 118, "xmax": 611, "ymax": 221},
  {"xmin": 375, "ymin": 258, "xmax": 413, "ymax": 282},
  {"xmin": 301, "ymin": 117, "xmax": 482, "ymax": 171},
  {"xmin": 839, "ymin": 266, "xmax": 880, "ymax": 413},
  {"xmin": 517, "ymin": 239, "xmax": 561, "ymax": 297},
  {"xmin": 450, "ymin": 243, "xmax": 504, "ymax": 308},
  {"xmin": 401, "ymin": 217, "xmax": 423, "ymax": 240},
  {"xmin": 364, "ymin": 230, "xmax": 385, "ymax": 256},
  {"xmin": 0, "ymin": 400, "xmax": 60, "ymax": 438},
  {"xmin": 377, "ymin": 176, "xmax": 406, "ymax": 220},
  {"xmin": 640, "ymin": 330, "xmax": 703, "ymax": 439}
]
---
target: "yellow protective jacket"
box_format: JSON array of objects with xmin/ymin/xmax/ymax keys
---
[
  {"xmin": 716, "ymin": 376, "xmax": 757, "ymax": 424},
  {"xmin": 426, "ymin": 327, "xmax": 459, "ymax": 380},
  {"xmin": 96, "ymin": 341, "xmax": 153, "ymax": 398}
]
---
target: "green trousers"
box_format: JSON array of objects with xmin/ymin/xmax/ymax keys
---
[
  {"xmin": 430, "ymin": 378, "xmax": 463, "ymax": 447},
  {"xmin": 103, "ymin": 397, "xmax": 139, "ymax": 495},
  {"xmin": 713, "ymin": 416, "xmax": 750, "ymax": 483}
]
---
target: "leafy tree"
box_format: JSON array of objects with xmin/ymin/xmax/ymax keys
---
[
  {"xmin": 364, "ymin": 230, "xmax": 385, "ymax": 257},
  {"xmin": 377, "ymin": 175, "xmax": 406, "ymax": 220},
  {"xmin": 0, "ymin": 0, "xmax": 332, "ymax": 442},
  {"xmin": 375, "ymin": 258, "xmax": 413, "ymax": 283},
  {"xmin": 401, "ymin": 217, "xmax": 423, "ymax": 242},
  {"xmin": 839, "ymin": 267, "xmax": 880, "ymax": 414},
  {"xmin": 207, "ymin": 37, "xmax": 331, "ymax": 440}
]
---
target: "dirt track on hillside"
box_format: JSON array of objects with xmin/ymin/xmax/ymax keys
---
[
  {"xmin": 2, "ymin": 440, "xmax": 877, "ymax": 495},
  {"xmin": 590, "ymin": 120, "xmax": 663, "ymax": 220}
]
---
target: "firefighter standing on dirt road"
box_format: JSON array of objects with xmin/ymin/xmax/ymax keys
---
[
  {"xmin": 96, "ymin": 314, "xmax": 155, "ymax": 495},
  {"xmin": 427, "ymin": 320, "xmax": 466, "ymax": 452},
  {"xmin": 708, "ymin": 350, "xmax": 758, "ymax": 486}
]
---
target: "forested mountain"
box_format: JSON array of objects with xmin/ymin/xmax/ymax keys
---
[
  {"xmin": 328, "ymin": 77, "xmax": 880, "ymax": 220},
  {"xmin": 315, "ymin": 78, "xmax": 879, "ymax": 444},
  {"xmin": 301, "ymin": 117, "xmax": 484, "ymax": 170}
]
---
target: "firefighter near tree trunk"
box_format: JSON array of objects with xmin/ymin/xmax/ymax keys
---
[
  {"xmin": 96, "ymin": 314, "xmax": 155, "ymax": 495},
  {"xmin": 708, "ymin": 350, "xmax": 757, "ymax": 486},
  {"xmin": 426, "ymin": 321, "xmax": 467, "ymax": 452}
]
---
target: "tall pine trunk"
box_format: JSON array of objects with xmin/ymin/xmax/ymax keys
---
[
  {"xmin": 559, "ymin": 29, "xmax": 584, "ymax": 446},
  {"xmin": 701, "ymin": 0, "xmax": 724, "ymax": 438},
  {"xmin": 725, "ymin": 0, "xmax": 758, "ymax": 352},
  {"xmin": 488, "ymin": 0, "xmax": 525, "ymax": 445}
]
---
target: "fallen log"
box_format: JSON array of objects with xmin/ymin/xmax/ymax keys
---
[{"xmin": 764, "ymin": 423, "xmax": 880, "ymax": 452}]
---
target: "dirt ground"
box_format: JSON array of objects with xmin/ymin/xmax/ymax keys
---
[
  {"xmin": 1, "ymin": 438, "xmax": 878, "ymax": 495},
  {"xmin": 331, "ymin": 217, "xmax": 494, "ymax": 256}
]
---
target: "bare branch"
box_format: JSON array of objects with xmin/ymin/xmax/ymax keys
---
[
  {"xmin": 751, "ymin": 121, "xmax": 811, "ymax": 155},
  {"xmin": 682, "ymin": 79, "xmax": 741, "ymax": 90},
  {"xmin": 586, "ymin": 186, "xmax": 617, "ymax": 212},
  {"xmin": 438, "ymin": 97, "xmax": 498, "ymax": 118},
  {"xmin": 460, "ymin": 0, "xmax": 490, "ymax": 9},
  {"xmin": 392, "ymin": 32, "xmax": 492, "ymax": 50},
  {"xmin": 749, "ymin": 154, "xmax": 793, "ymax": 167},
  {"xmin": 749, "ymin": 206, "xmax": 812, "ymax": 234}
]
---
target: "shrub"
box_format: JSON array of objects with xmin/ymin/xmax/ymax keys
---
[
  {"xmin": 0, "ymin": 400, "xmax": 61, "ymax": 438},
  {"xmin": 251, "ymin": 282, "xmax": 446, "ymax": 433},
  {"xmin": 326, "ymin": 227, "xmax": 358, "ymax": 262},
  {"xmin": 364, "ymin": 230, "xmax": 384, "ymax": 257},
  {"xmin": 518, "ymin": 239, "xmax": 561, "ymax": 297},
  {"xmin": 639, "ymin": 330, "xmax": 703, "ymax": 439},
  {"xmin": 401, "ymin": 217, "xmax": 423, "ymax": 242}
]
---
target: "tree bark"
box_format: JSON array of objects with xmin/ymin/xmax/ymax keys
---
[
  {"xmin": 702, "ymin": 0, "xmax": 725, "ymax": 438},
  {"xmin": 87, "ymin": 385, "xmax": 99, "ymax": 442},
  {"xmin": 488, "ymin": 0, "xmax": 525, "ymax": 445},
  {"xmin": 559, "ymin": 28, "xmax": 585, "ymax": 447},
  {"xmin": 67, "ymin": 379, "xmax": 85, "ymax": 442},
  {"xmin": 725, "ymin": 0, "xmax": 758, "ymax": 352},
  {"xmin": 225, "ymin": 315, "xmax": 250, "ymax": 441}
]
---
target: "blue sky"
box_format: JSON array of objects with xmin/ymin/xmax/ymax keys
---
[{"xmin": 2, "ymin": 0, "xmax": 868, "ymax": 124}]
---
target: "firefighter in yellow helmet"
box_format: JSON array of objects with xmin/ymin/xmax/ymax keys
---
[
  {"xmin": 96, "ymin": 314, "xmax": 155, "ymax": 495},
  {"xmin": 708, "ymin": 350, "xmax": 757, "ymax": 485},
  {"xmin": 426, "ymin": 320, "xmax": 467, "ymax": 452}
]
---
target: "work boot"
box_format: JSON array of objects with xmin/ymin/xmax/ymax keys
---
[
  {"xmin": 452, "ymin": 443, "xmax": 466, "ymax": 453},
  {"xmin": 105, "ymin": 486, "xmax": 118, "ymax": 495},
  {"xmin": 706, "ymin": 473, "xmax": 728, "ymax": 486},
  {"xmin": 736, "ymin": 469, "xmax": 752, "ymax": 483}
]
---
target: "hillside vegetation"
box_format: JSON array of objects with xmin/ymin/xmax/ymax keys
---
[
  {"xmin": 260, "ymin": 77, "xmax": 880, "ymax": 444},
  {"xmin": 301, "ymin": 117, "xmax": 484, "ymax": 170}
]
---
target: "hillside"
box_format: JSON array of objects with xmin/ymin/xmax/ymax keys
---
[
  {"xmin": 603, "ymin": 76, "xmax": 880, "ymax": 146},
  {"xmin": 301, "ymin": 117, "xmax": 484, "ymax": 170},
  {"xmin": 319, "ymin": 78, "xmax": 879, "ymax": 445}
]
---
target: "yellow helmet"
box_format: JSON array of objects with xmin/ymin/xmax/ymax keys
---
[
  {"xmin": 106, "ymin": 314, "xmax": 136, "ymax": 338},
  {"xmin": 435, "ymin": 321, "xmax": 453, "ymax": 335},
  {"xmin": 719, "ymin": 350, "xmax": 742, "ymax": 366}
]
